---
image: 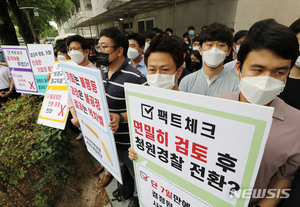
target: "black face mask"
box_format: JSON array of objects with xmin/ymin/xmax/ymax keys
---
[
  {"xmin": 97, "ymin": 52, "xmax": 110, "ymax": 66},
  {"xmin": 88, "ymin": 55, "xmax": 97, "ymax": 62},
  {"xmin": 189, "ymin": 61, "xmax": 202, "ymax": 72}
]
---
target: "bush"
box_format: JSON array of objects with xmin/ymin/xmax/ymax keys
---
[{"xmin": 0, "ymin": 95, "xmax": 74, "ymax": 206}]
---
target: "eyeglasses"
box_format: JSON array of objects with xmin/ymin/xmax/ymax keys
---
[
  {"xmin": 67, "ymin": 46, "xmax": 82, "ymax": 52},
  {"xmin": 95, "ymin": 45, "xmax": 115, "ymax": 52}
]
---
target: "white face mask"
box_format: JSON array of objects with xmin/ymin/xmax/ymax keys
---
[
  {"xmin": 202, "ymin": 47, "xmax": 227, "ymax": 68},
  {"xmin": 185, "ymin": 41, "xmax": 189, "ymax": 45},
  {"xmin": 144, "ymin": 42, "xmax": 150, "ymax": 53},
  {"xmin": 295, "ymin": 46, "xmax": 300, "ymax": 68},
  {"xmin": 192, "ymin": 46, "xmax": 200, "ymax": 51},
  {"xmin": 239, "ymin": 75, "xmax": 285, "ymax": 105},
  {"xmin": 147, "ymin": 73, "xmax": 176, "ymax": 89},
  {"xmin": 127, "ymin": 47, "xmax": 140, "ymax": 60},
  {"xmin": 68, "ymin": 50, "xmax": 85, "ymax": 64},
  {"xmin": 235, "ymin": 45, "xmax": 240, "ymax": 54},
  {"xmin": 57, "ymin": 55, "xmax": 67, "ymax": 61}
]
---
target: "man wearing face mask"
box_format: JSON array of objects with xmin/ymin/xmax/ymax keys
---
[
  {"xmin": 96, "ymin": 27, "xmax": 147, "ymax": 207},
  {"xmin": 279, "ymin": 18, "xmax": 300, "ymax": 111},
  {"xmin": 127, "ymin": 33, "xmax": 147, "ymax": 77},
  {"xmin": 128, "ymin": 33, "xmax": 184, "ymax": 164},
  {"xmin": 217, "ymin": 19, "xmax": 300, "ymax": 207},
  {"xmin": 145, "ymin": 34, "xmax": 184, "ymax": 90},
  {"xmin": 65, "ymin": 35, "xmax": 96, "ymax": 128},
  {"xmin": 224, "ymin": 30, "xmax": 248, "ymax": 74},
  {"xmin": 179, "ymin": 23, "xmax": 239, "ymax": 96}
]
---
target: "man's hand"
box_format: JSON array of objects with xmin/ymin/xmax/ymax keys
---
[
  {"xmin": 71, "ymin": 117, "xmax": 80, "ymax": 127},
  {"xmin": 128, "ymin": 147, "xmax": 138, "ymax": 161},
  {"xmin": 0, "ymin": 91, "xmax": 9, "ymax": 98},
  {"xmin": 109, "ymin": 113, "xmax": 120, "ymax": 133}
]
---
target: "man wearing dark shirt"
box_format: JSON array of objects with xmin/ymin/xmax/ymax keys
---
[{"xmin": 96, "ymin": 27, "xmax": 147, "ymax": 207}]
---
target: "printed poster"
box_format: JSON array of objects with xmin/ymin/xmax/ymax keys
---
[
  {"xmin": 37, "ymin": 61, "xmax": 71, "ymax": 130},
  {"xmin": 125, "ymin": 83, "xmax": 274, "ymax": 207},
  {"xmin": 60, "ymin": 62, "xmax": 122, "ymax": 184},
  {"xmin": 27, "ymin": 44, "xmax": 55, "ymax": 94},
  {"xmin": 1, "ymin": 45, "xmax": 38, "ymax": 94}
]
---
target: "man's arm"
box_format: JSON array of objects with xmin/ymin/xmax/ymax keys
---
[
  {"xmin": 109, "ymin": 112, "xmax": 127, "ymax": 133},
  {"xmin": 257, "ymin": 176, "xmax": 292, "ymax": 207}
]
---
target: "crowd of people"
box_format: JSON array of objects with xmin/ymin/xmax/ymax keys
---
[{"xmin": 1, "ymin": 17, "xmax": 300, "ymax": 207}]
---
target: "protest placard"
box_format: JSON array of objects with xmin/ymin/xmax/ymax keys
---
[
  {"xmin": 125, "ymin": 83, "xmax": 274, "ymax": 207},
  {"xmin": 27, "ymin": 44, "xmax": 55, "ymax": 94},
  {"xmin": 37, "ymin": 61, "xmax": 71, "ymax": 130},
  {"xmin": 1, "ymin": 45, "xmax": 38, "ymax": 94},
  {"xmin": 60, "ymin": 62, "xmax": 122, "ymax": 183}
]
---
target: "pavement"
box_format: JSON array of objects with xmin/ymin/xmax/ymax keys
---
[{"xmin": 104, "ymin": 178, "xmax": 131, "ymax": 207}]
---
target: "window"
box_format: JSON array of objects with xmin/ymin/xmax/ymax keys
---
[{"xmin": 137, "ymin": 18, "xmax": 154, "ymax": 33}]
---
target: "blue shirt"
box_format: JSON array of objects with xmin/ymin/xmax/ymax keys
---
[
  {"xmin": 179, "ymin": 68, "xmax": 239, "ymax": 96},
  {"xmin": 128, "ymin": 56, "xmax": 147, "ymax": 77}
]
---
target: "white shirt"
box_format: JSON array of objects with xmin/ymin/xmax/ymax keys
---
[{"xmin": 0, "ymin": 65, "xmax": 11, "ymax": 90}]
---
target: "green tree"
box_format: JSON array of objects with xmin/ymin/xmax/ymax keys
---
[{"xmin": 0, "ymin": 0, "xmax": 19, "ymax": 45}]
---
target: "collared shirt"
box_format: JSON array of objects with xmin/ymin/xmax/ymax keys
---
[
  {"xmin": 179, "ymin": 68, "xmax": 239, "ymax": 96},
  {"xmin": 102, "ymin": 60, "xmax": 147, "ymax": 149},
  {"xmin": 216, "ymin": 91, "xmax": 300, "ymax": 206},
  {"xmin": 128, "ymin": 56, "xmax": 148, "ymax": 77}
]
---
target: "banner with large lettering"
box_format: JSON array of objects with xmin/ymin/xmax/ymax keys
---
[
  {"xmin": 125, "ymin": 83, "xmax": 274, "ymax": 207},
  {"xmin": 60, "ymin": 62, "xmax": 122, "ymax": 184}
]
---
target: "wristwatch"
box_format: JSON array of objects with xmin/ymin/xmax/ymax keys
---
[{"xmin": 118, "ymin": 113, "xmax": 124, "ymax": 123}]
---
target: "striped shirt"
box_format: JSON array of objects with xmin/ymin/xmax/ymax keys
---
[{"xmin": 102, "ymin": 60, "xmax": 147, "ymax": 149}]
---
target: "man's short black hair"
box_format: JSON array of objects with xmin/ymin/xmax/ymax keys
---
[
  {"xmin": 65, "ymin": 35, "xmax": 90, "ymax": 50},
  {"xmin": 166, "ymin": 28, "xmax": 173, "ymax": 34},
  {"xmin": 100, "ymin": 27, "xmax": 129, "ymax": 56},
  {"xmin": 238, "ymin": 19, "xmax": 299, "ymax": 70},
  {"xmin": 188, "ymin": 26, "xmax": 195, "ymax": 31},
  {"xmin": 127, "ymin": 33, "xmax": 145, "ymax": 48},
  {"xmin": 233, "ymin": 30, "xmax": 248, "ymax": 43},
  {"xmin": 289, "ymin": 18, "xmax": 300, "ymax": 35},
  {"xmin": 199, "ymin": 23, "xmax": 233, "ymax": 48},
  {"xmin": 143, "ymin": 31, "xmax": 155, "ymax": 40},
  {"xmin": 144, "ymin": 34, "xmax": 184, "ymax": 69}
]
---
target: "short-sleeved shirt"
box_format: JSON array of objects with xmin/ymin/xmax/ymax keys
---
[
  {"xmin": 0, "ymin": 65, "xmax": 11, "ymax": 90},
  {"xmin": 128, "ymin": 56, "xmax": 148, "ymax": 77},
  {"xmin": 179, "ymin": 68, "xmax": 239, "ymax": 96},
  {"xmin": 102, "ymin": 60, "xmax": 147, "ymax": 149},
  {"xmin": 216, "ymin": 91, "xmax": 300, "ymax": 206}
]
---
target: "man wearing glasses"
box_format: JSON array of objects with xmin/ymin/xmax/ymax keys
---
[{"xmin": 96, "ymin": 27, "xmax": 147, "ymax": 207}]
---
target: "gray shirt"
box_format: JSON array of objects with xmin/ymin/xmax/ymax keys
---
[{"xmin": 179, "ymin": 68, "xmax": 239, "ymax": 96}]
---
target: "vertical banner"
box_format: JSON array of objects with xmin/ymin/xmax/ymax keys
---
[
  {"xmin": 27, "ymin": 44, "xmax": 55, "ymax": 94},
  {"xmin": 1, "ymin": 45, "xmax": 38, "ymax": 94},
  {"xmin": 60, "ymin": 62, "xmax": 122, "ymax": 184},
  {"xmin": 125, "ymin": 83, "xmax": 274, "ymax": 207},
  {"xmin": 37, "ymin": 61, "xmax": 71, "ymax": 130}
]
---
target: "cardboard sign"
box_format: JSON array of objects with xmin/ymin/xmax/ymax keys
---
[
  {"xmin": 60, "ymin": 62, "xmax": 122, "ymax": 184},
  {"xmin": 125, "ymin": 83, "xmax": 274, "ymax": 207},
  {"xmin": 1, "ymin": 45, "xmax": 38, "ymax": 94},
  {"xmin": 38, "ymin": 61, "xmax": 70, "ymax": 130},
  {"xmin": 27, "ymin": 44, "xmax": 55, "ymax": 94}
]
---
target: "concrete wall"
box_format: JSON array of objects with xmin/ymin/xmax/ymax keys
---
[
  {"xmin": 234, "ymin": 0, "xmax": 300, "ymax": 32},
  {"xmin": 133, "ymin": 0, "xmax": 238, "ymax": 36},
  {"xmin": 91, "ymin": 0, "xmax": 108, "ymax": 17}
]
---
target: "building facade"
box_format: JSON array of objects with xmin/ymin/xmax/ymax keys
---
[{"xmin": 57, "ymin": 0, "xmax": 300, "ymax": 39}]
